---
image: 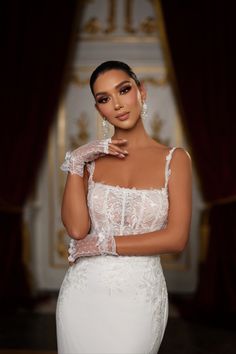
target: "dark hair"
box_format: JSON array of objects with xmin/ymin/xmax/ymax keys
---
[{"xmin": 89, "ymin": 60, "xmax": 141, "ymax": 96}]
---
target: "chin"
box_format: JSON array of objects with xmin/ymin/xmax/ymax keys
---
[
  {"xmin": 114, "ymin": 122, "xmax": 135, "ymax": 130},
  {"xmin": 113, "ymin": 118, "xmax": 140, "ymax": 130}
]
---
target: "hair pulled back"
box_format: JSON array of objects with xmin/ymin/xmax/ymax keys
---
[{"xmin": 89, "ymin": 60, "xmax": 141, "ymax": 96}]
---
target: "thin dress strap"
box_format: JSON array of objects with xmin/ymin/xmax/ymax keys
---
[{"xmin": 164, "ymin": 147, "xmax": 178, "ymax": 189}]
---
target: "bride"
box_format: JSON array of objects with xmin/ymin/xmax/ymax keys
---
[{"xmin": 56, "ymin": 60, "xmax": 192, "ymax": 354}]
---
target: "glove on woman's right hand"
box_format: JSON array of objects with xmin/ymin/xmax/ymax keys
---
[
  {"xmin": 60, "ymin": 138, "xmax": 128, "ymax": 177},
  {"xmin": 60, "ymin": 138, "xmax": 111, "ymax": 177}
]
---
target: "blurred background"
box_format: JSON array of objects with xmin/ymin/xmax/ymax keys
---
[{"xmin": 0, "ymin": 1, "xmax": 235, "ymax": 353}]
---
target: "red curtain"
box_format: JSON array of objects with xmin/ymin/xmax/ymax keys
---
[
  {"xmin": 0, "ymin": 2, "xmax": 80, "ymax": 311},
  {"xmin": 160, "ymin": 0, "xmax": 236, "ymax": 318}
]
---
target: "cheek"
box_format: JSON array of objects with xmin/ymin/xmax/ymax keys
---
[
  {"xmin": 126, "ymin": 90, "xmax": 142, "ymax": 115},
  {"xmin": 97, "ymin": 104, "xmax": 113, "ymax": 118},
  {"xmin": 125, "ymin": 90, "xmax": 140, "ymax": 106}
]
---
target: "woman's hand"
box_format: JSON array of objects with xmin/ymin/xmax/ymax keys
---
[
  {"xmin": 61, "ymin": 138, "xmax": 128, "ymax": 177},
  {"xmin": 68, "ymin": 232, "xmax": 118, "ymax": 264}
]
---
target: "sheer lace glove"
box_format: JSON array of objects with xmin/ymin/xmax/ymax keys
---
[
  {"xmin": 60, "ymin": 138, "xmax": 112, "ymax": 177},
  {"xmin": 68, "ymin": 233, "xmax": 118, "ymax": 263}
]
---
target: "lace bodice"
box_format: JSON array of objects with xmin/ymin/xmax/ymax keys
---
[{"xmin": 86, "ymin": 147, "xmax": 177, "ymax": 237}]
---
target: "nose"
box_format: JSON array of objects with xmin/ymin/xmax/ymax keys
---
[
  {"xmin": 113, "ymin": 96, "xmax": 123, "ymax": 110},
  {"xmin": 114, "ymin": 103, "xmax": 121, "ymax": 110}
]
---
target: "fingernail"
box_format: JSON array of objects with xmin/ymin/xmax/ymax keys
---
[
  {"xmin": 123, "ymin": 150, "xmax": 128, "ymax": 154},
  {"xmin": 119, "ymin": 153, "xmax": 125, "ymax": 158}
]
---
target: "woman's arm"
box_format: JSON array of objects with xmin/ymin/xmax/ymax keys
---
[
  {"xmin": 61, "ymin": 168, "xmax": 90, "ymax": 240},
  {"xmin": 61, "ymin": 138, "xmax": 128, "ymax": 240},
  {"xmin": 115, "ymin": 149, "xmax": 192, "ymax": 255}
]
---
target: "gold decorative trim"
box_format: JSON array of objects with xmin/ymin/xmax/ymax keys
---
[
  {"xmin": 48, "ymin": 126, "xmax": 56, "ymax": 267},
  {"xmin": 78, "ymin": 34, "xmax": 159, "ymax": 43},
  {"xmin": 154, "ymin": 1, "xmax": 179, "ymax": 94},
  {"xmin": 69, "ymin": 74, "xmax": 168, "ymax": 87},
  {"xmin": 78, "ymin": 0, "xmax": 159, "ymax": 41},
  {"xmin": 141, "ymin": 76, "xmax": 167, "ymax": 86},
  {"xmin": 83, "ymin": 17, "xmax": 102, "ymax": 34},
  {"xmin": 104, "ymin": 0, "xmax": 116, "ymax": 33},
  {"xmin": 69, "ymin": 66, "xmax": 168, "ymax": 87},
  {"xmin": 48, "ymin": 102, "xmax": 68, "ymax": 268},
  {"xmin": 74, "ymin": 65, "xmax": 166, "ymax": 74},
  {"xmin": 70, "ymin": 73, "xmax": 89, "ymax": 86},
  {"xmin": 131, "ymin": 66, "xmax": 166, "ymax": 74},
  {"xmin": 82, "ymin": 0, "xmax": 116, "ymax": 35},
  {"xmin": 57, "ymin": 228, "xmax": 68, "ymax": 260},
  {"xmin": 70, "ymin": 113, "xmax": 90, "ymax": 149},
  {"xmin": 175, "ymin": 112, "xmax": 184, "ymax": 147},
  {"xmin": 58, "ymin": 101, "xmax": 67, "ymax": 201},
  {"xmin": 124, "ymin": 0, "xmax": 136, "ymax": 33},
  {"xmin": 140, "ymin": 16, "xmax": 158, "ymax": 34},
  {"xmin": 151, "ymin": 113, "xmax": 170, "ymax": 146}
]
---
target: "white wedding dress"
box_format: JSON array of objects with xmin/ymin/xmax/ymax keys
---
[{"xmin": 56, "ymin": 147, "xmax": 177, "ymax": 354}]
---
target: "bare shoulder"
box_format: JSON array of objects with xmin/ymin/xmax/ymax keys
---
[
  {"xmin": 148, "ymin": 140, "xmax": 191, "ymax": 162},
  {"xmin": 147, "ymin": 139, "xmax": 172, "ymax": 156},
  {"xmin": 169, "ymin": 147, "xmax": 192, "ymax": 186},
  {"xmin": 171, "ymin": 147, "xmax": 192, "ymax": 167}
]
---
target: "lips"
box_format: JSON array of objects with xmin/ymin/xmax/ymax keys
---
[{"xmin": 115, "ymin": 112, "xmax": 129, "ymax": 121}]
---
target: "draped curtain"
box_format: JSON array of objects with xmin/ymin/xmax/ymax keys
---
[
  {"xmin": 0, "ymin": 2, "xmax": 80, "ymax": 311},
  {"xmin": 160, "ymin": 0, "xmax": 236, "ymax": 317}
]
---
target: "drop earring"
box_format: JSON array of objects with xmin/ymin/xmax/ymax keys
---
[
  {"xmin": 141, "ymin": 101, "xmax": 148, "ymax": 120},
  {"xmin": 102, "ymin": 117, "xmax": 109, "ymax": 139}
]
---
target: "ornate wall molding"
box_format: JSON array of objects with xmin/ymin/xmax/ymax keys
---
[
  {"xmin": 79, "ymin": 0, "xmax": 159, "ymax": 42},
  {"xmin": 69, "ymin": 66, "xmax": 168, "ymax": 87}
]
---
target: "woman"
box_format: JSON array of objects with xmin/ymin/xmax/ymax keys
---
[{"xmin": 56, "ymin": 61, "xmax": 192, "ymax": 354}]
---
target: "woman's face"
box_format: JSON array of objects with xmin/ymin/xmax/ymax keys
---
[{"xmin": 93, "ymin": 69, "xmax": 146, "ymax": 130}]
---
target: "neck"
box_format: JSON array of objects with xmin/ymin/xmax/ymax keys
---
[{"xmin": 112, "ymin": 118, "xmax": 152, "ymax": 149}]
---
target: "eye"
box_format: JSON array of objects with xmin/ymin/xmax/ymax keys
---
[
  {"xmin": 97, "ymin": 96, "xmax": 110, "ymax": 104},
  {"xmin": 120, "ymin": 85, "xmax": 132, "ymax": 95}
]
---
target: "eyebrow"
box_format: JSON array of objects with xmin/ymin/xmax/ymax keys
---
[{"xmin": 95, "ymin": 80, "xmax": 131, "ymax": 98}]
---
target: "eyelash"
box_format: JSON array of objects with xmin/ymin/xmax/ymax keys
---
[
  {"xmin": 97, "ymin": 85, "xmax": 132, "ymax": 104},
  {"xmin": 120, "ymin": 85, "xmax": 131, "ymax": 95}
]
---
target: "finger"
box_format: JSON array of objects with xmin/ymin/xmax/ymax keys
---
[
  {"xmin": 109, "ymin": 144, "xmax": 128, "ymax": 155},
  {"xmin": 108, "ymin": 150, "xmax": 120, "ymax": 156},
  {"xmin": 110, "ymin": 139, "xmax": 128, "ymax": 145},
  {"xmin": 108, "ymin": 150, "xmax": 127, "ymax": 158}
]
